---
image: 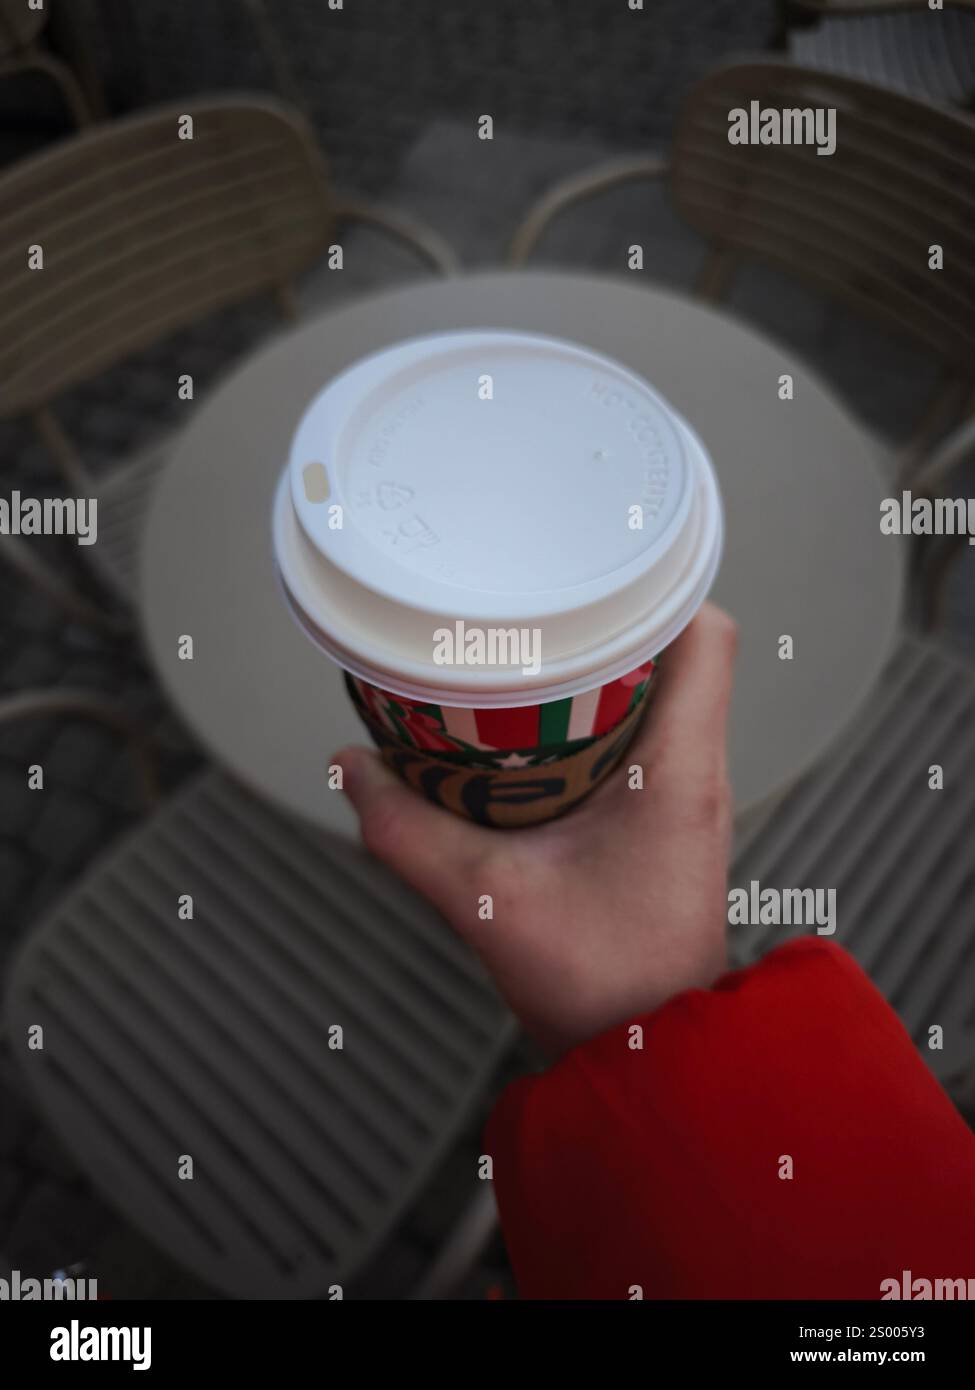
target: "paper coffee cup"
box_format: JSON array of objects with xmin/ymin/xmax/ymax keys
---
[{"xmin": 272, "ymin": 330, "xmax": 723, "ymax": 826}]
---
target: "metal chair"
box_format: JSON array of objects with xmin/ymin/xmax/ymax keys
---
[
  {"xmin": 508, "ymin": 59, "xmax": 975, "ymax": 484},
  {"xmin": 0, "ymin": 0, "xmax": 94, "ymax": 128},
  {"xmin": 780, "ymin": 1, "xmax": 975, "ymax": 108},
  {"xmin": 3, "ymin": 753, "xmax": 514, "ymax": 1297},
  {"xmin": 511, "ymin": 61, "xmax": 975, "ymax": 1101},
  {"xmin": 729, "ymin": 630, "xmax": 975, "ymax": 1099},
  {"xmin": 0, "ymin": 95, "xmax": 458, "ymax": 612}
]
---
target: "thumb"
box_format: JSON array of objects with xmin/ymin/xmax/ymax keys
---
[{"xmin": 333, "ymin": 744, "xmax": 487, "ymax": 922}]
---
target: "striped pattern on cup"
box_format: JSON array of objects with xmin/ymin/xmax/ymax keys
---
[{"xmin": 345, "ymin": 660, "xmax": 657, "ymax": 771}]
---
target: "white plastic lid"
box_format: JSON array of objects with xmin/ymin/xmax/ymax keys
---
[{"xmin": 273, "ymin": 330, "xmax": 723, "ymax": 707}]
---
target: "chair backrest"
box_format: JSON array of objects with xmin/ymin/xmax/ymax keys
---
[
  {"xmin": 0, "ymin": 97, "xmax": 336, "ymax": 419},
  {"xmin": 4, "ymin": 771, "xmax": 515, "ymax": 1296},
  {"xmin": 0, "ymin": 0, "xmax": 46, "ymax": 56},
  {"xmin": 670, "ymin": 60, "xmax": 975, "ymax": 364}
]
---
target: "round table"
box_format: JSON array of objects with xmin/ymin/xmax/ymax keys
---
[{"xmin": 140, "ymin": 270, "xmax": 904, "ymax": 837}]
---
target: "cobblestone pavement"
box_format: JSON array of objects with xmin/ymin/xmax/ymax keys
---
[{"xmin": 2, "ymin": 0, "xmax": 973, "ymax": 1299}]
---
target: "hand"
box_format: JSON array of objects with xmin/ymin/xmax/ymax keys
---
[{"xmin": 334, "ymin": 602, "xmax": 738, "ymax": 1057}]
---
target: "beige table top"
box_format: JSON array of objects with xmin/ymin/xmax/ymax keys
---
[{"xmin": 140, "ymin": 270, "xmax": 904, "ymax": 836}]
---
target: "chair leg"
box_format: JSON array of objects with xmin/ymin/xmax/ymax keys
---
[
  {"xmin": 411, "ymin": 1185, "xmax": 501, "ymax": 1301},
  {"xmin": 33, "ymin": 408, "xmax": 93, "ymax": 493},
  {"xmin": 274, "ymin": 281, "xmax": 300, "ymax": 324},
  {"xmin": 45, "ymin": 0, "xmax": 109, "ymax": 120},
  {"xmin": 894, "ymin": 377, "xmax": 971, "ymax": 490},
  {"xmin": 0, "ymin": 688, "xmax": 159, "ymax": 809},
  {"xmin": 0, "ymin": 534, "xmax": 129, "ymax": 637},
  {"xmin": 917, "ymin": 532, "xmax": 970, "ymax": 634},
  {"xmin": 695, "ymin": 244, "xmax": 740, "ymax": 303},
  {"xmin": 20, "ymin": 46, "xmax": 95, "ymax": 128}
]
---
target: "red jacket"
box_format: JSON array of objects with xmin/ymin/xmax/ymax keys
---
[{"xmin": 486, "ymin": 939, "xmax": 975, "ymax": 1299}]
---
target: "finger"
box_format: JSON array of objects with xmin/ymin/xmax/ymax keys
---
[
  {"xmin": 642, "ymin": 601, "xmax": 737, "ymax": 782},
  {"xmin": 557, "ymin": 604, "xmax": 736, "ymax": 824},
  {"xmin": 601, "ymin": 601, "xmax": 736, "ymax": 802},
  {"xmin": 333, "ymin": 744, "xmax": 488, "ymax": 922}
]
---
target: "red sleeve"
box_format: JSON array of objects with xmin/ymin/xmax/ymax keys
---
[{"xmin": 485, "ymin": 938, "xmax": 975, "ymax": 1299}]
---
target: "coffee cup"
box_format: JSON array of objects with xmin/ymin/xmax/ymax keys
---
[{"xmin": 273, "ymin": 330, "xmax": 723, "ymax": 827}]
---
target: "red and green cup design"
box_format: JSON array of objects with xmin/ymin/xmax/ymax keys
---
[{"xmin": 344, "ymin": 660, "xmax": 658, "ymax": 827}]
